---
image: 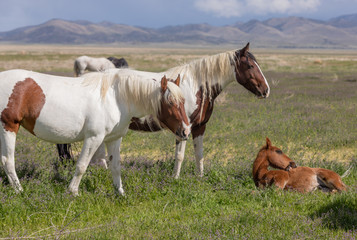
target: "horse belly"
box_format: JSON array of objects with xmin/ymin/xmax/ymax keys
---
[
  {"xmin": 31, "ymin": 88, "xmax": 91, "ymax": 143},
  {"xmin": 32, "ymin": 116, "xmax": 86, "ymax": 143}
]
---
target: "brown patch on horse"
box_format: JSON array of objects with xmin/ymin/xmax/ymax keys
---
[
  {"xmin": 1, "ymin": 78, "xmax": 46, "ymax": 135},
  {"xmin": 190, "ymin": 83, "xmax": 222, "ymax": 138},
  {"xmin": 129, "ymin": 117, "xmax": 162, "ymax": 132}
]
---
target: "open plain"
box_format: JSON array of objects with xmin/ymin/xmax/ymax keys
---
[{"xmin": 0, "ymin": 44, "xmax": 356, "ymax": 239}]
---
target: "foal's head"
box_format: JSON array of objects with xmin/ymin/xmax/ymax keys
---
[
  {"xmin": 264, "ymin": 138, "xmax": 297, "ymax": 171},
  {"xmin": 158, "ymin": 75, "xmax": 190, "ymax": 141},
  {"xmin": 232, "ymin": 43, "xmax": 270, "ymax": 98}
]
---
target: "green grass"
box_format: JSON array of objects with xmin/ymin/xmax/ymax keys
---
[{"xmin": 0, "ymin": 47, "xmax": 356, "ymax": 239}]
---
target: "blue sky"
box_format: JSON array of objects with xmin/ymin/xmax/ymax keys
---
[{"xmin": 0, "ymin": 0, "xmax": 357, "ymax": 32}]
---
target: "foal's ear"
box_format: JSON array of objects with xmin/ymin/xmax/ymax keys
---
[
  {"xmin": 174, "ymin": 74, "xmax": 180, "ymax": 86},
  {"xmin": 161, "ymin": 75, "xmax": 168, "ymax": 93},
  {"xmin": 266, "ymin": 137, "xmax": 272, "ymax": 149}
]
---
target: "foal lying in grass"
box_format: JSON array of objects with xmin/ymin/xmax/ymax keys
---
[{"xmin": 253, "ymin": 138, "xmax": 346, "ymax": 193}]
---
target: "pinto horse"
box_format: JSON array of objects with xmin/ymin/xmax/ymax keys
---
[
  {"xmin": 129, "ymin": 42, "xmax": 270, "ymax": 178},
  {"xmin": 74, "ymin": 56, "xmax": 128, "ymax": 77},
  {"xmin": 57, "ymin": 55, "xmax": 129, "ymax": 159},
  {"xmin": 253, "ymin": 138, "xmax": 347, "ymax": 193},
  {"xmin": 0, "ymin": 69, "xmax": 190, "ymax": 195},
  {"xmin": 59, "ymin": 43, "xmax": 270, "ymax": 177}
]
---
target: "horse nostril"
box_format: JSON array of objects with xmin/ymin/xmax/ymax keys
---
[
  {"xmin": 180, "ymin": 129, "xmax": 190, "ymax": 140},
  {"xmin": 264, "ymin": 88, "xmax": 270, "ymax": 96}
]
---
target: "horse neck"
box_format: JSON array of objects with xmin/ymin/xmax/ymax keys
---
[
  {"xmin": 252, "ymin": 149, "xmax": 270, "ymax": 183},
  {"xmin": 113, "ymin": 76, "xmax": 162, "ymax": 119},
  {"xmin": 169, "ymin": 52, "xmax": 235, "ymax": 100}
]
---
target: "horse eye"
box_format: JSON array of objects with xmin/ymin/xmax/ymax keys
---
[
  {"xmin": 249, "ymin": 65, "xmax": 254, "ymax": 69},
  {"xmin": 275, "ymin": 150, "xmax": 283, "ymax": 154}
]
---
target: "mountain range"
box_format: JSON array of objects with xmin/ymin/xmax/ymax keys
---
[{"xmin": 1, "ymin": 14, "xmax": 357, "ymax": 48}]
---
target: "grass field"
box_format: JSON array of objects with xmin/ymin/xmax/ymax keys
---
[{"xmin": 0, "ymin": 44, "xmax": 356, "ymax": 239}]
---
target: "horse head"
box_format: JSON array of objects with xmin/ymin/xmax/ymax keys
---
[
  {"xmin": 158, "ymin": 75, "xmax": 191, "ymax": 141},
  {"xmin": 265, "ymin": 138, "xmax": 297, "ymax": 171},
  {"xmin": 107, "ymin": 57, "xmax": 129, "ymax": 68},
  {"xmin": 233, "ymin": 43, "xmax": 270, "ymax": 98}
]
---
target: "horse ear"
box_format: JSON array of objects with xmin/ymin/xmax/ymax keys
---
[
  {"xmin": 240, "ymin": 42, "xmax": 250, "ymax": 55},
  {"xmin": 266, "ymin": 137, "xmax": 271, "ymax": 149},
  {"xmin": 174, "ymin": 74, "xmax": 180, "ymax": 86},
  {"xmin": 161, "ymin": 75, "xmax": 168, "ymax": 93}
]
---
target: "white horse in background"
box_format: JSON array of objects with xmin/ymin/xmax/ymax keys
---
[
  {"xmin": 0, "ymin": 69, "xmax": 190, "ymax": 195},
  {"xmin": 74, "ymin": 56, "xmax": 116, "ymax": 77}
]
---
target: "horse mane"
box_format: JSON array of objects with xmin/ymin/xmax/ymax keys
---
[
  {"xmin": 167, "ymin": 51, "xmax": 235, "ymax": 90},
  {"xmin": 81, "ymin": 71, "xmax": 184, "ymax": 117}
]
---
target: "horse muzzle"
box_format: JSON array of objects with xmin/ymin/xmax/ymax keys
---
[
  {"xmin": 176, "ymin": 127, "xmax": 190, "ymax": 141},
  {"xmin": 285, "ymin": 162, "xmax": 297, "ymax": 171},
  {"xmin": 258, "ymin": 88, "xmax": 270, "ymax": 99}
]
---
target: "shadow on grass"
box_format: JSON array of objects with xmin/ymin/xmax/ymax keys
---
[
  {"xmin": 311, "ymin": 196, "xmax": 357, "ymax": 231},
  {"xmin": 52, "ymin": 158, "xmax": 76, "ymax": 184}
]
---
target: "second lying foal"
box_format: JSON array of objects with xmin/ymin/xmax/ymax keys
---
[{"xmin": 253, "ymin": 138, "xmax": 346, "ymax": 193}]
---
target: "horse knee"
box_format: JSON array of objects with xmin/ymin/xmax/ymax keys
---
[{"xmin": 75, "ymin": 162, "xmax": 89, "ymax": 176}]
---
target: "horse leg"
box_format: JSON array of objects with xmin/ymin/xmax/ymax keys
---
[
  {"xmin": 68, "ymin": 136, "xmax": 104, "ymax": 195},
  {"xmin": 173, "ymin": 139, "xmax": 187, "ymax": 179},
  {"xmin": 272, "ymin": 173, "xmax": 289, "ymax": 190},
  {"xmin": 261, "ymin": 171, "xmax": 288, "ymax": 190},
  {"xmin": 106, "ymin": 138, "xmax": 124, "ymax": 195},
  {"xmin": 90, "ymin": 143, "xmax": 107, "ymax": 169},
  {"xmin": 192, "ymin": 125, "xmax": 206, "ymax": 177},
  {"xmin": 0, "ymin": 131, "xmax": 23, "ymax": 192},
  {"xmin": 315, "ymin": 168, "xmax": 346, "ymax": 192}
]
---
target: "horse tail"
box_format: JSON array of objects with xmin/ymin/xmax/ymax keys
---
[
  {"xmin": 56, "ymin": 143, "xmax": 73, "ymax": 161},
  {"xmin": 73, "ymin": 60, "xmax": 81, "ymax": 77},
  {"xmin": 341, "ymin": 158, "xmax": 356, "ymax": 178}
]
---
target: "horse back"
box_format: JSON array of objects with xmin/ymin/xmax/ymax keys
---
[{"xmin": 0, "ymin": 70, "xmax": 101, "ymax": 140}]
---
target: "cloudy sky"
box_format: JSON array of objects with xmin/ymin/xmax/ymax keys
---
[{"xmin": 0, "ymin": 0, "xmax": 356, "ymax": 32}]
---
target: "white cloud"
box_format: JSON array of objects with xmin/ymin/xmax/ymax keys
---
[
  {"xmin": 194, "ymin": 0, "xmax": 321, "ymax": 18},
  {"xmin": 247, "ymin": 0, "xmax": 321, "ymax": 14},
  {"xmin": 194, "ymin": 0, "xmax": 243, "ymax": 17}
]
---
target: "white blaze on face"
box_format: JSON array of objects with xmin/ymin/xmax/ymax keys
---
[{"xmin": 254, "ymin": 60, "xmax": 270, "ymax": 98}]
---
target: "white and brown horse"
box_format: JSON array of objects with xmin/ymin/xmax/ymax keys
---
[
  {"xmin": 129, "ymin": 42, "xmax": 270, "ymax": 178},
  {"xmin": 253, "ymin": 138, "xmax": 347, "ymax": 193},
  {"xmin": 62, "ymin": 43, "xmax": 270, "ymax": 177},
  {"xmin": 74, "ymin": 56, "xmax": 128, "ymax": 77},
  {"xmin": 0, "ymin": 69, "xmax": 190, "ymax": 195}
]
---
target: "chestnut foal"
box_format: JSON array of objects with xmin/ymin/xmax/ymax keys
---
[{"xmin": 253, "ymin": 138, "xmax": 346, "ymax": 193}]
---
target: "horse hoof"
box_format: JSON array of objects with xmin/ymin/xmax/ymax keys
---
[
  {"xmin": 14, "ymin": 186, "xmax": 24, "ymax": 194},
  {"xmin": 67, "ymin": 188, "xmax": 79, "ymax": 197},
  {"xmin": 118, "ymin": 188, "xmax": 125, "ymax": 196}
]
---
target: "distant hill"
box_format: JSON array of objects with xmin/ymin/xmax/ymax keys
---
[{"xmin": 1, "ymin": 14, "xmax": 357, "ymax": 48}]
